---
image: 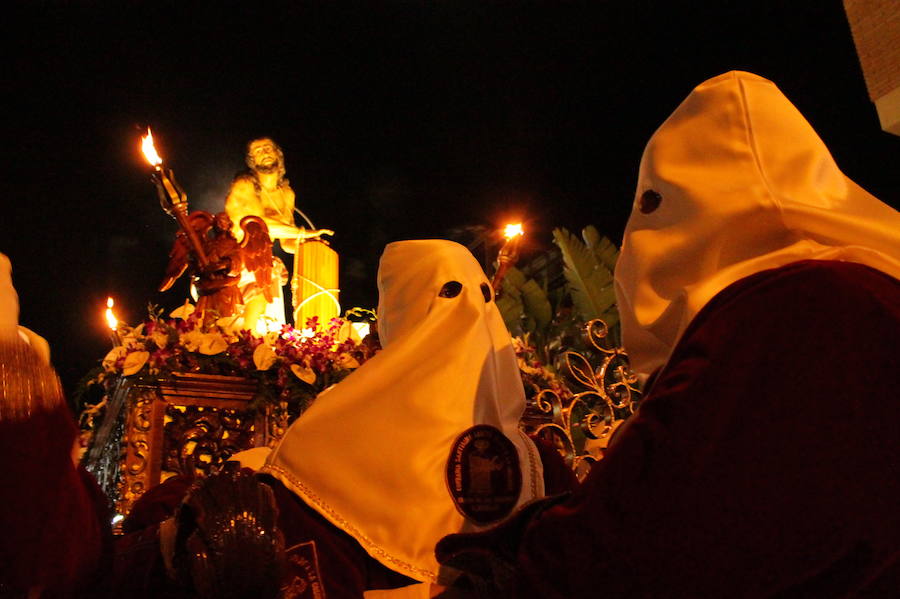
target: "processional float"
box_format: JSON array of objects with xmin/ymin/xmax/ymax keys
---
[
  {"xmin": 83, "ymin": 131, "xmax": 641, "ymax": 524},
  {"xmin": 84, "ymin": 130, "xmax": 341, "ymax": 523}
]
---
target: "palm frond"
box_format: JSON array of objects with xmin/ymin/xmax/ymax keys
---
[
  {"xmin": 521, "ymin": 278, "xmax": 552, "ymax": 332},
  {"xmin": 553, "ymin": 227, "xmax": 618, "ymax": 327},
  {"xmin": 497, "ymin": 274, "xmax": 524, "ymax": 336},
  {"xmin": 582, "ymin": 225, "xmax": 619, "ymax": 273}
]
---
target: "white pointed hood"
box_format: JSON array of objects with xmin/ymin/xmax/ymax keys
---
[
  {"xmin": 0, "ymin": 253, "xmax": 50, "ymax": 363},
  {"xmin": 262, "ymin": 239, "xmax": 543, "ymax": 582},
  {"xmin": 1, "ymin": 253, "xmax": 60, "ymax": 422},
  {"xmin": 0, "ymin": 254, "xmax": 19, "ymax": 340},
  {"xmin": 614, "ymin": 71, "xmax": 900, "ymax": 376}
]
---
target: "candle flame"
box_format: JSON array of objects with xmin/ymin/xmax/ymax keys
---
[
  {"xmin": 504, "ymin": 223, "xmax": 524, "ymax": 239},
  {"xmin": 140, "ymin": 128, "xmax": 163, "ymax": 167},
  {"xmin": 105, "ymin": 297, "xmax": 118, "ymax": 331}
]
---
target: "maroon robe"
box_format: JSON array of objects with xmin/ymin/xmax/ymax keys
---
[
  {"xmin": 0, "ymin": 403, "xmax": 111, "ymax": 597},
  {"xmin": 438, "ymin": 260, "xmax": 900, "ymax": 597},
  {"xmin": 103, "ymin": 475, "xmax": 195, "ymax": 598},
  {"xmin": 102, "ymin": 472, "xmax": 417, "ymax": 598},
  {"xmin": 271, "ymin": 434, "xmax": 577, "ymax": 598},
  {"xmin": 265, "ymin": 476, "xmax": 418, "ymax": 597},
  {"xmin": 101, "ymin": 441, "xmax": 575, "ymax": 598}
]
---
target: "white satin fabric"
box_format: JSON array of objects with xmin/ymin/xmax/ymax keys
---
[
  {"xmin": 614, "ymin": 71, "xmax": 900, "ymax": 376},
  {"xmin": 262, "ymin": 239, "xmax": 543, "ymax": 582}
]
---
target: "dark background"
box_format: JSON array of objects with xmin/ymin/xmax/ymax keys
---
[{"xmin": 3, "ymin": 1, "xmax": 897, "ymax": 393}]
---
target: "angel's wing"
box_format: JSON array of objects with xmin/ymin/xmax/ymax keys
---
[
  {"xmin": 239, "ymin": 215, "xmax": 275, "ymax": 303},
  {"xmin": 187, "ymin": 210, "xmax": 215, "ymax": 234},
  {"xmin": 158, "ymin": 211, "xmax": 214, "ymax": 292},
  {"xmin": 159, "ymin": 232, "xmax": 191, "ymax": 292}
]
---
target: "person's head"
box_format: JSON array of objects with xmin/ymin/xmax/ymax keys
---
[
  {"xmin": 375, "ymin": 240, "xmax": 497, "ymax": 348},
  {"xmin": 0, "ymin": 254, "xmax": 18, "ymax": 339},
  {"xmin": 614, "ymin": 71, "xmax": 900, "ymax": 375},
  {"xmin": 0, "ymin": 253, "xmax": 60, "ymax": 420},
  {"xmin": 245, "ymin": 138, "xmax": 285, "ymax": 178},
  {"xmin": 263, "ymin": 239, "xmax": 542, "ymax": 582}
]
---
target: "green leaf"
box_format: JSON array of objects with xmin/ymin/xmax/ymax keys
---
[
  {"xmin": 521, "ymin": 279, "xmax": 552, "ymax": 332},
  {"xmin": 496, "ymin": 277, "xmax": 524, "ymax": 336},
  {"xmin": 582, "ymin": 226, "xmax": 619, "ymax": 273},
  {"xmin": 503, "ymin": 266, "xmax": 528, "ymax": 289},
  {"xmin": 553, "ymin": 227, "xmax": 618, "ymax": 326}
]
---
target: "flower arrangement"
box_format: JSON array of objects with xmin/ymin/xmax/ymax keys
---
[
  {"xmin": 80, "ymin": 304, "xmax": 376, "ymax": 426},
  {"xmin": 76, "ymin": 290, "xmax": 638, "ymax": 474},
  {"xmin": 513, "ymin": 335, "xmax": 571, "ymax": 403}
]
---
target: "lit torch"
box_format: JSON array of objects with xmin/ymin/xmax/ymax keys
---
[
  {"xmin": 105, "ymin": 297, "xmax": 122, "ymax": 347},
  {"xmin": 140, "ymin": 128, "xmax": 208, "ymax": 266},
  {"xmin": 491, "ymin": 223, "xmax": 524, "ymax": 294}
]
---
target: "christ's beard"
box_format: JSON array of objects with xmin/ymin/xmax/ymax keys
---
[{"xmin": 254, "ymin": 161, "xmax": 280, "ymax": 175}]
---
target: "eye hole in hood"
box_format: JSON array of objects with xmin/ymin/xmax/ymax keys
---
[
  {"xmin": 438, "ymin": 281, "xmax": 463, "ymax": 298},
  {"xmin": 640, "ymin": 189, "xmax": 662, "ymax": 214},
  {"xmin": 480, "ymin": 283, "xmax": 492, "ymax": 303}
]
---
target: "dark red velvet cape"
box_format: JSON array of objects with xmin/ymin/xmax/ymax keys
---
[
  {"xmin": 268, "ymin": 436, "xmax": 577, "ymax": 598},
  {"xmin": 479, "ymin": 261, "xmax": 900, "ymax": 598}
]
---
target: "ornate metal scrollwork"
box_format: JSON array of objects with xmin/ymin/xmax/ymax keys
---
[
  {"xmin": 522, "ymin": 319, "xmax": 642, "ymax": 479},
  {"xmin": 82, "ymin": 378, "xmax": 128, "ymax": 514}
]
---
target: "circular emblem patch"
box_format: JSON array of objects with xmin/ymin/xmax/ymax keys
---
[{"xmin": 446, "ymin": 424, "xmax": 522, "ymax": 525}]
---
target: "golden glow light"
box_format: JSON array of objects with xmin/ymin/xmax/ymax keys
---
[
  {"xmin": 140, "ymin": 128, "xmax": 163, "ymax": 167},
  {"xmin": 105, "ymin": 297, "xmax": 118, "ymax": 331},
  {"xmin": 504, "ymin": 223, "xmax": 524, "ymax": 239}
]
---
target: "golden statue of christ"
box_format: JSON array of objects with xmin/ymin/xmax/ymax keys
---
[{"xmin": 226, "ymin": 138, "xmax": 333, "ymax": 331}]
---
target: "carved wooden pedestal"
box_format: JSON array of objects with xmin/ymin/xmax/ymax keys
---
[{"xmin": 85, "ymin": 373, "xmax": 286, "ymax": 522}]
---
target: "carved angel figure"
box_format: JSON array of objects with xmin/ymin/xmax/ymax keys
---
[{"xmin": 160, "ymin": 211, "xmax": 283, "ymax": 326}]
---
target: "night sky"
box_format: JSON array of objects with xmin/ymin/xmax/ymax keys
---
[{"xmin": 4, "ymin": 1, "xmax": 898, "ymax": 393}]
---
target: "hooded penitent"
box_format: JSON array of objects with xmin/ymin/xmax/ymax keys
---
[
  {"xmin": 1, "ymin": 253, "xmax": 106, "ymax": 594},
  {"xmin": 614, "ymin": 70, "xmax": 900, "ymax": 376},
  {"xmin": 434, "ymin": 72, "xmax": 899, "ymax": 598},
  {"xmin": 262, "ymin": 239, "xmax": 543, "ymax": 582}
]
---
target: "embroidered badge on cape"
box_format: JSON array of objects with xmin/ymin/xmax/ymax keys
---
[
  {"xmin": 281, "ymin": 541, "xmax": 327, "ymax": 599},
  {"xmin": 446, "ymin": 424, "xmax": 522, "ymax": 525}
]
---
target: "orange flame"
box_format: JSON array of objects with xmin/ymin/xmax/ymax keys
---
[
  {"xmin": 105, "ymin": 297, "xmax": 118, "ymax": 331},
  {"xmin": 503, "ymin": 223, "xmax": 524, "ymax": 239},
  {"xmin": 140, "ymin": 128, "xmax": 163, "ymax": 167}
]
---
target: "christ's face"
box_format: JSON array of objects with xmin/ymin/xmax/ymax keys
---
[{"xmin": 248, "ymin": 139, "xmax": 280, "ymax": 172}]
